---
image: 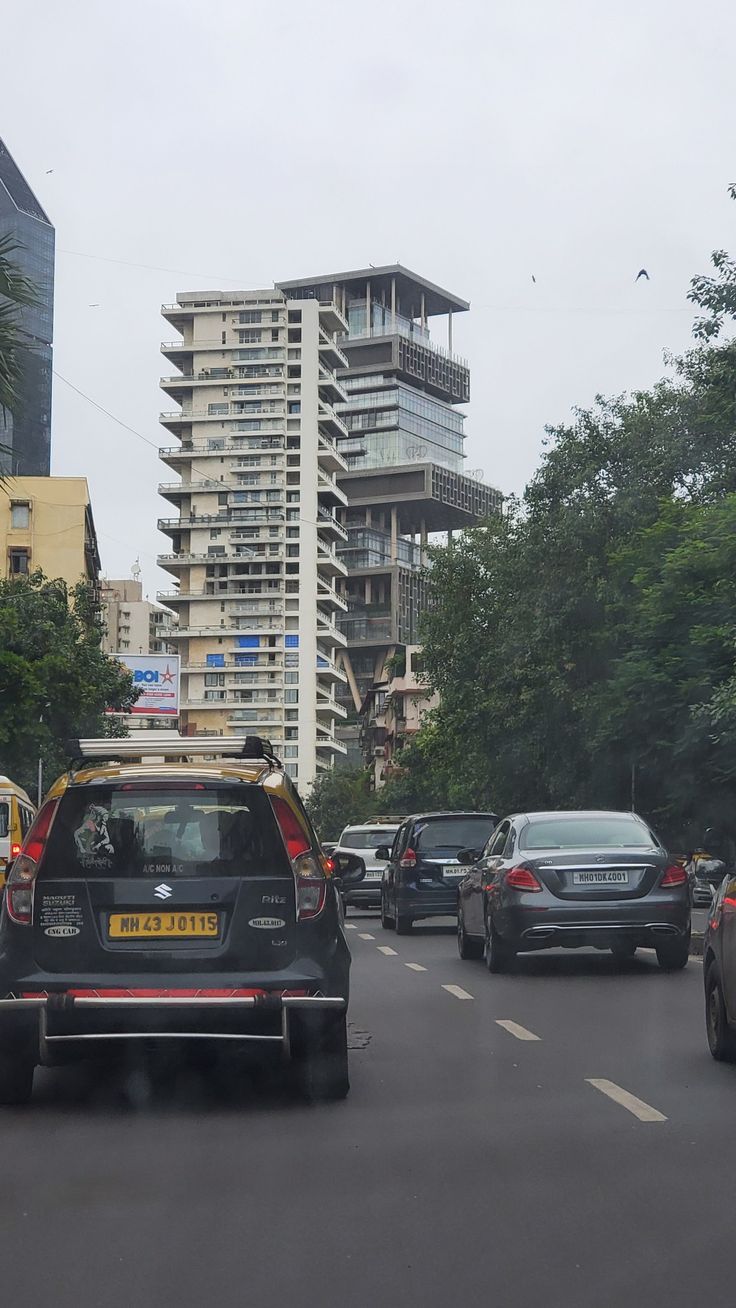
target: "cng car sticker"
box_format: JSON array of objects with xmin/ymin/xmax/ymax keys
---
[
  {"xmin": 74, "ymin": 804, "xmax": 114, "ymax": 869},
  {"xmin": 38, "ymin": 893, "xmax": 84, "ymax": 937},
  {"xmin": 248, "ymin": 917, "xmax": 286, "ymax": 929}
]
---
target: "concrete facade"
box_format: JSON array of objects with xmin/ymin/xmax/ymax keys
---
[
  {"xmin": 157, "ymin": 289, "xmax": 349, "ymax": 789},
  {"xmin": 0, "ymin": 476, "xmax": 99, "ymax": 589},
  {"xmin": 100, "ymin": 577, "xmax": 177, "ymax": 655}
]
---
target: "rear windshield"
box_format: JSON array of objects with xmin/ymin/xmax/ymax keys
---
[
  {"xmin": 41, "ymin": 784, "xmax": 290, "ymax": 879},
  {"xmin": 0, "ymin": 802, "xmax": 8, "ymax": 839},
  {"xmin": 340, "ymin": 829, "xmax": 398, "ymax": 850},
  {"xmin": 414, "ymin": 816, "xmax": 497, "ymax": 855},
  {"xmin": 520, "ymin": 816, "xmax": 658, "ymax": 850}
]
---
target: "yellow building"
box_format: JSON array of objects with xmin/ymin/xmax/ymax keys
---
[{"xmin": 0, "ymin": 476, "xmax": 100, "ymax": 588}]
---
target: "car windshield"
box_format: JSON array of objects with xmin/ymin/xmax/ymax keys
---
[
  {"xmin": 520, "ymin": 816, "xmax": 657, "ymax": 850},
  {"xmin": 341, "ymin": 829, "xmax": 398, "ymax": 849},
  {"xmin": 40, "ymin": 785, "xmax": 289, "ymax": 878},
  {"xmin": 414, "ymin": 816, "xmax": 497, "ymax": 855}
]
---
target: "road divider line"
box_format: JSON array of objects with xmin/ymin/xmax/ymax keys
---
[
  {"xmin": 442, "ymin": 984, "xmax": 473, "ymax": 1000},
  {"xmin": 377, "ymin": 946, "xmax": 398, "ymax": 956},
  {"xmin": 585, "ymin": 1078, "xmax": 667, "ymax": 1122},
  {"xmin": 496, "ymin": 1019, "xmax": 541, "ymax": 1042},
  {"xmin": 358, "ymin": 933, "xmax": 375, "ymax": 940},
  {"xmin": 345, "ymin": 924, "xmax": 356, "ymax": 930},
  {"xmin": 405, "ymin": 963, "xmax": 427, "ymax": 972}
]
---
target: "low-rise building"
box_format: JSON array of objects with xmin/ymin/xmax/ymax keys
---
[
  {"xmin": 0, "ymin": 476, "xmax": 99, "ymax": 588},
  {"xmin": 100, "ymin": 577, "xmax": 177, "ymax": 655},
  {"xmin": 362, "ymin": 645, "xmax": 438, "ymax": 786}
]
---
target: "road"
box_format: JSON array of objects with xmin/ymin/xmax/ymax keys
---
[{"xmin": 0, "ymin": 910, "xmax": 731, "ymax": 1308}]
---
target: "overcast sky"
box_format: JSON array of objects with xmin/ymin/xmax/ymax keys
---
[{"xmin": 2, "ymin": 0, "xmax": 735, "ymax": 597}]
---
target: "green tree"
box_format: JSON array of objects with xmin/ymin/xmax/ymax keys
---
[
  {"xmin": 0, "ymin": 235, "xmax": 39, "ymax": 437},
  {"xmin": 0, "ymin": 571, "xmax": 138, "ymax": 795},
  {"xmin": 304, "ymin": 766, "xmax": 377, "ymax": 841}
]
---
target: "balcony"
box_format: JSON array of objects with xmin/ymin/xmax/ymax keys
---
[
  {"xmin": 317, "ymin": 537, "xmax": 348, "ymax": 578},
  {"xmin": 318, "ymin": 580, "xmax": 348, "ymax": 612},
  {"xmin": 318, "ymin": 330, "xmax": 348, "ymax": 371},
  {"xmin": 318, "ymin": 366, "xmax": 347, "ymax": 404},
  {"xmin": 157, "ymin": 551, "xmax": 256, "ymax": 572},
  {"xmin": 317, "ymin": 608, "xmax": 348, "ymax": 646},
  {"xmin": 317, "ymin": 694, "xmax": 348, "ymax": 719},
  {"xmin": 317, "ymin": 508, "xmax": 348, "ymax": 541},
  {"xmin": 184, "ymin": 698, "xmax": 283, "ymax": 718},
  {"xmin": 338, "ymin": 613, "xmax": 394, "ymax": 645},
  {"xmin": 316, "ymin": 653, "xmax": 347, "ymax": 683},
  {"xmin": 318, "ymin": 401, "xmax": 348, "ymax": 441},
  {"xmin": 318, "ymin": 301, "xmax": 349, "ymax": 335},
  {"xmin": 317, "ymin": 433, "xmax": 349, "ymax": 475},
  {"xmin": 157, "ymin": 587, "xmax": 282, "ymax": 604},
  {"xmin": 160, "ymin": 440, "xmax": 286, "ymax": 461},
  {"xmin": 315, "ymin": 733, "xmax": 348, "ymax": 754},
  {"xmin": 317, "ymin": 468, "xmax": 348, "ymax": 508}
]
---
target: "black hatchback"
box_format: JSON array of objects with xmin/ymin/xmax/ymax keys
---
[
  {"xmin": 379, "ymin": 812, "xmax": 499, "ymax": 934},
  {"xmin": 456, "ymin": 809, "xmax": 691, "ymax": 971},
  {"xmin": 0, "ymin": 734, "xmax": 358, "ymax": 1105}
]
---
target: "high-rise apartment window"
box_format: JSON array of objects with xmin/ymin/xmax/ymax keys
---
[
  {"xmin": 271, "ymin": 329, "xmax": 279, "ymax": 342},
  {"xmin": 288, "ymin": 310, "xmax": 302, "ymax": 324},
  {"xmin": 288, "ymin": 401, "xmax": 301, "ymax": 414},
  {"xmin": 239, "ymin": 330, "xmax": 262, "ymax": 343},
  {"xmin": 205, "ymin": 673, "xmax": 225, "ymax": 687},
  {"xmin": 287, "ymin": 366, "xmax": 301, "ymax": 379},
  {"xmin": 10, "ymin": 503, "xmax": 30, "ymax": 529},
  {"xmin": 208, "ymin": 403, "xmax": 228, "ymax": 415},
  {"xmin": 271, "ymin": 310, "xmax": 280, "ymax": 322},
  {"xmin": 288, "ymin": 329, "xmax": 302, "ymax": 344},
  {"xmin": 239, "ymin": 311, "xmax": 261, "ymax": 324}
]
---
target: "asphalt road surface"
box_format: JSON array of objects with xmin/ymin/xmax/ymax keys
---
[{"xmin": 0, "ymin": 911, "xmax": 730, "ymax": 1308}]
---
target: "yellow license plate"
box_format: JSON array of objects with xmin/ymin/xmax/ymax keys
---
[{"xmin": 108, "ymin": 912, "xmax": 220, "ymax": 940}]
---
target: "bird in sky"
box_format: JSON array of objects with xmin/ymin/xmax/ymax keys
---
[
  {"xmin": 45, "ymin": 169, "xmax": 53, "ymax": 174},
  {"xmin": 88, "ymin": 303, "xmax": 100, "ymax": 308},
  {"xmin": 531, "ymin": 274, "xmax": 536, "ymax": 284},
  {"xmin": 635, "ymin": 268, "xmax": 650, "ymax": 281}
]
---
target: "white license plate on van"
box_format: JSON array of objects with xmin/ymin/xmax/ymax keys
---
[{"xmin": 573, "ymin": 870, "xmax": 630, "ymax": 885}]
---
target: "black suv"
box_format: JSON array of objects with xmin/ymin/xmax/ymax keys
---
[
  {"xmin": 0, "ymin": 734, "xmax": 360, "ymax": 1104},
  {"xmin": 379, "ymin": 811, "xmax": 499, "ymax": 934}
]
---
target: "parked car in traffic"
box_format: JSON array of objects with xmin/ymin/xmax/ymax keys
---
[
  {"xmin": 379, "ymin": 812, "xmax": 499, "ymax": 934},
  {"xmin": 456, "ymin": 809, "xmax": 691, "ymax": 972},
  {"xmin": 703, "ymin": 876, "xmax": 736, "ymax": 1060},
  {"xmin": 334, "ymin": 821, "xmax": 400, "ymax": 910},
  {"xmin": 0, "ymin": 733, "xmax": 362, "ymax": 1105}
]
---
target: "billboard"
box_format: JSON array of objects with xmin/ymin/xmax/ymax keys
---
[{"xmin": 113, "ymin": 654, "xmax": 180, "ymax": 717}]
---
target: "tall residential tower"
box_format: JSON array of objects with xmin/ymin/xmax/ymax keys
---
[
  {"xmin": 0, "ymin": 138, "xmax": 54, "ymax": 477},
  {"xmin": 157, "ymin": 288, "xmax": 350, "ymax": 789}
]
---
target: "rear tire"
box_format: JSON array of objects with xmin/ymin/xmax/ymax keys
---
[
  {"xmin": 0, "ymin": 1054, "xmax": 34, "ymax": 1106},
  {"xmin": 290, "ymin": 1010, "xmax": 350, "ymax": 1102},
  {"xmin": 395, "ymin": 914, "xmax": 413, "ymax": 935},
  {"xmin": 458, "ymin": 912, "xmax": 484, "ymax": 960},
  {"xmin": 706, "ymin": 965, "xmax": 736, "ymax": 1061},
  {"xmin": 380, "ymin": 895, "xmax": 394, "ymax": 930},
  {"xmin": 485, "ymin": 915, "xmax": 515, "ymax": 974},
  {"xmin": 656, "ymin": 933, "xmax": 690, "ymax": 971}
]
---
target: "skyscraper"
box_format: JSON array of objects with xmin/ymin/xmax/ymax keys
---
[
  {"xmin": 157, "ymin": 288, "xmax": 349, "ymax": 789},
  {"xmin": 0, "ymin": 138, "xmax": 54, "ymax": 477},
  {"xmin": 277, "ymin": 266, "xmax": 502, "ymax": 779}
]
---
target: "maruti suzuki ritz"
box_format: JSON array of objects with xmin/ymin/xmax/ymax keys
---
[{"xmin": 0, "ymin": 734, "xmax": 357, "ymax": 1104}]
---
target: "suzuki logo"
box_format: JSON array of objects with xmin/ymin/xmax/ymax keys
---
[{"xmin": 154, "ymin": 883, "xmax": 173, "ymax": 900}]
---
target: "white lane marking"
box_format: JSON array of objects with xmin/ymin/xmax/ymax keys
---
[
  {"xmin": 586, "ymin": 1078, "xmax": 667, "ymax": 1122},
  {"xmin": 496, "ymin": 1019, "xmax": 541, "ymax": 1042},
  {"xmin": 345, "ymin": 924, "xmax": 357, "ymax": 930},
  {"xmin": 358, "ymin": 933, "xmax": 375, "ymax": 940},
  {"xmin": 377, "ymin": 945, "xmax": 398, "ymax": 956},
  {"xmin": 405, "ymin": 963, "xmax": 427, "ymax": 972},
  {"xmin": 442, "ymin": 984, "xmax": 473, "ymax": 1000}
]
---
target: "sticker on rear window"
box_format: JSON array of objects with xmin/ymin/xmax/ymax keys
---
[
  {"xmin": 74, "ymin": 804, "xmax": 114, "ymax": 867},
  {"xmin": 38, "ymin": 893, "xmax": 84, "ymax": 935}
]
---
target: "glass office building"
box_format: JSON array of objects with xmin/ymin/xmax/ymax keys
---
[{"xmin": 0, "ymin": 138, "xmax": 54, "ymax": 477}]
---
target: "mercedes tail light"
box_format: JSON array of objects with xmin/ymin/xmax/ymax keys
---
[
  {"xmin": 661, "ymin": 864, "xmax": 688, "ymax": 887},
  {"xmin": 270, "ymin": 796, "xmax": 326, "ymax": 921},
  {"xmin": 506, "ymin": 866, "xmax": 543, "ymax": 893},
  {"xmin": 6, "ymin": 799, "xmax": 59, "ymax": 926}
]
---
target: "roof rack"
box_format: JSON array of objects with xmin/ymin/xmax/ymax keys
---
[{"xmin": 65, "ymin": 733, "xmax": 282, "ymax": 767}]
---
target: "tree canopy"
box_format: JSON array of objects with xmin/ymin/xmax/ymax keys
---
[{"xmin": 0, "ymin": 571, "xmax": 138, "ymax": 795}]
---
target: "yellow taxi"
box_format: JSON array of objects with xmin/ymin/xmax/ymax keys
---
[{"xmin": 0, "ymin": 777, "xmax": 36, "ymax": 889}]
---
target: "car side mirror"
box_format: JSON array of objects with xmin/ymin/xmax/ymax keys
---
[
  {"xmin": 374, "ymin": 845, "xmax": 391, "ymax": 861},
  {"xmin": 457, "ymin": 847, "xmax": 481, "ymax": 865},
  {"xmin": 331, "ymin": 852, "xmax": 366, "ymax": 886}
]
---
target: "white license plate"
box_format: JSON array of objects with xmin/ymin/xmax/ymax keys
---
[
  {"xmin": 573, "ymin": 871, "xmax": 630, "ymax": 885},
  {"xmin": 443, "ymin": 866, "xmax": 465, "ymax": 879},
  {"xmin": 364, "ymin": 870, "xmax": 382, "ymax": 880}
]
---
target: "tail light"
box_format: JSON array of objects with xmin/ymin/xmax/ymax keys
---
[
  {"xmin": 270, "ymin": 795, "xmax": 326, "ymax": 921},
  {"xmin": 399, "ymin": 848, "xmax": 417, "ymax": 869},
  {"xmin": 661, "ymin": 864, "xmax": 688, "ymax": 887},
  {"xmin": 10, "ymin": 843, "xmax": 21, "ymax": 859},
  {"xmin": 506, "ymin": 866, "xmax": 543, "ymax": 892},
  {"xmin": 6, "ymin": 799, "xmax": 59, "ymax": 926}
]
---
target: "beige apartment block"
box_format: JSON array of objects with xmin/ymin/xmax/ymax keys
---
[
  {"xmin": 157, "ymin": 288, "xmax": 350, "ymax": 789},
  {"xmin": 0, "ymin": 476, "xmax": 100, "ymax": 588},
  {"xmin": 101, "ymin": 577, "xmax": 178, "ymax": 655}
]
